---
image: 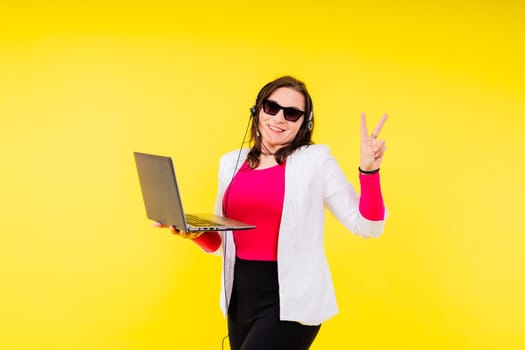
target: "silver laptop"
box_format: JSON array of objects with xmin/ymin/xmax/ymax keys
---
[{"xmin": 134, "ymin": 152, "xmax": 255, "ymax": 232}]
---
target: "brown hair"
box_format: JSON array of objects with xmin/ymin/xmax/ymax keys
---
[{"xmin": 247, "ymin": 76, "xmax": 314, "ymax": 168}]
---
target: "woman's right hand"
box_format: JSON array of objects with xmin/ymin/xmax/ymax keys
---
[{"xmin": 152, "ymin": 222, "xmax": 205, "ymax": 239}]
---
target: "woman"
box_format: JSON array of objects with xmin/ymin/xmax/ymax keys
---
[{"xmin": 157, "ymin": 76, "xmax": 388, "ymax": 349}]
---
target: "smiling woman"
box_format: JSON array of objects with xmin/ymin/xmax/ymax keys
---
[{"xmin": 156, "ymin": 75, "xmax": 388, "ymax": 350}]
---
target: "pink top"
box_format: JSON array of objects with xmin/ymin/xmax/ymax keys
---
[
  {"xmin": 193, "ymin": 164, "xmax": 385, "ymax": 258},
  {"xmin": 223, "ymin": 161, "xmax": 285, "ymax": 261}
]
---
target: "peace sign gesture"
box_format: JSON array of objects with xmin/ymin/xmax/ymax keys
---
[{"xmin": 360, "ymin": 112, "xmax": 388, "ymax": 172}]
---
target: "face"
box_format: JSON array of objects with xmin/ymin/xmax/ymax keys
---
[{"xmin": 257, "ymin": 87, "xmax": 305, "ymax": 153}]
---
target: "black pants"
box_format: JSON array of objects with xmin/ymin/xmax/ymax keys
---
[{"xmin": 227, "ymin": 258, "xmax": 321, "ymax": 350}]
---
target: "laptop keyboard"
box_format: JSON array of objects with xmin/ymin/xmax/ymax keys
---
[{"xmin": 185, "ymin": 214, "xmax": 224, "ymax": 227}]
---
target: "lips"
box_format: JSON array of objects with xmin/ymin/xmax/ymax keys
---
[{"xmin": 267, "ymin": 124, "xmax": 285, "ymax": 132}]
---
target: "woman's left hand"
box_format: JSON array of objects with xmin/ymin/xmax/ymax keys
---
[{"xmin": 360, "ymin": 112, "xmax": 388, "ymax": 171}]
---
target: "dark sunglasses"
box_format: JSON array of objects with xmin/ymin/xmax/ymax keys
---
[{"xmin": 262, "ymin": 99, "xmax": 305, "ymax": 122}]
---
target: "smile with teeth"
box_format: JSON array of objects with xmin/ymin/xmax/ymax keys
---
[{"xmin": 268, "ymin": 124, "xmax": 285, "ymax": 132}]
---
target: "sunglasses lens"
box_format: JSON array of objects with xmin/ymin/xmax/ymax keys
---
[
  {"xmin": 263, "ymin": 100, "xmax": 280, "ymax": 115},
  {"xmin": 283, "ymin": 108, "xmax": 303, "ymax": 122}
]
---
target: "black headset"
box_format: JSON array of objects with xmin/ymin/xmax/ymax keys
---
[{"xmin": 250, "ymin": 82, "xmax": 314, "ymax": 131}]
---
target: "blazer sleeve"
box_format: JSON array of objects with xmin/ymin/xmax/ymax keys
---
[{"xmin": 322, "ymin": 153, "xmax": 386, "ymax": 238}]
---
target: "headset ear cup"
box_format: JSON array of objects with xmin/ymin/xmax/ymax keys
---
[{"xmin": 307, "ymin": 111, "xmax": 313, "ymax": 131}]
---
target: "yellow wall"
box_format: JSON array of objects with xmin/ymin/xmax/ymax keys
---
[{"xmin": 1, "ymin": 1, "xmax": 524, "ymax": 349}]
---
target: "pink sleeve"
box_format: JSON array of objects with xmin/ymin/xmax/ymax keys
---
[
  {"xmin": 192, "ymin": 231, "xmax": 221, "ymax": 252},
  {"xmin": 358, "ymin": 172, "xmax": 385, "ymax": 221}
]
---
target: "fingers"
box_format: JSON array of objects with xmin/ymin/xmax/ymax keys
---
[
  {"xmin": 152, "ymin": 222, "xmax": 204, "ymax": 239},
  {"xmin": 163, "ymin": 224, "xmax": 203, "ymax": 239},
  {"xmin": 152, "ymin": 222, "xmax": 180, "ymax": 233},
  {"xmin": 359, "ymin": 113, "xmax": 388, "ymax": 170},
  {"xmin": 374, "ymin": 140, "xmax": 387, "ymax": 160},
  {"xmin": 166, "ymin": 225, "xmax": 197, "ymax": 238},
  {"xmin": 177, "ymin": 230, "xmax": 205, "ymax": 239},
  {"xmin": 169, "ymin": 226, "xmax": 180, "ymax": 234},
  {"xmin": 360, "ymin": 137, "xmax": 387, "ymax": 170},
  {"xmin": 367, "ymin": 140, "xmax": 386, "ymax": 158},
  {"xmin": 362, "ymin": 113, "xmax": 388, "ymax": 139},
  {"xmin": 360, "ymin": 112, "xmax": 369, "ymax": 138},
  {"xmin": 370, "ymin": 114, "xmax": 388, "ymax": 139}
]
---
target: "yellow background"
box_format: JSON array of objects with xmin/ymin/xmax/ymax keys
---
[{"xmin": 1, "ymin": 1, "xmax": 524, "ymax": 349}]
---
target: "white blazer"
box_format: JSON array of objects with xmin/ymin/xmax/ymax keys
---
[{"xmin": 212, "ymin": 144, "xmax": 386, "ymax": 325}]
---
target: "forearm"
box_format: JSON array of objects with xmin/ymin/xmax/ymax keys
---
[
  {"xmin": 358, "ymin": 172, "xmax": 385, "ymax": 221},
  {"xmin": 192, "ymin": 231, "xmax": 222, "ymax": 252}
]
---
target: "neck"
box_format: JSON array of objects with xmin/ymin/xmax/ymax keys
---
[
  {"xmin": 260, "ymin": 141, "xmax": 277, "ymax": 156},
  {"xmin": 261, "ymin": 150, "xmax": 275, "ymax": 156},
  {"xmin": 256, "ymin": 152, "xmax": 279, "ymax": 169}
]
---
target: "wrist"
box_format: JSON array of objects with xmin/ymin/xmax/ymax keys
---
[{"xmin": 359, "ymin": 166, "xmax": 380, "ymax": 175}]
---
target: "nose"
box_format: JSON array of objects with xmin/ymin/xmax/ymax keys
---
[{"xmin": 273, "ymin": 109, "xmax": 287, "ymax": 123}]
